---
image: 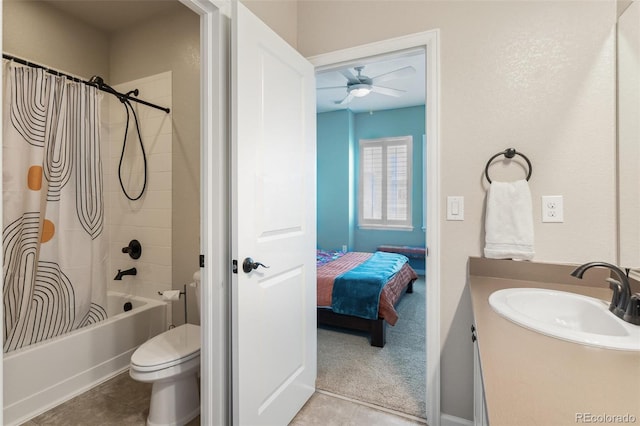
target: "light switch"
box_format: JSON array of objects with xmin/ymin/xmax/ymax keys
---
[
  {"xmin": 447, "ymin": 196, "xmax": 464, "ymax": 221},
  {"xmin": 452, "ymin": 200, "xmax": 459, "ymax": 215}
]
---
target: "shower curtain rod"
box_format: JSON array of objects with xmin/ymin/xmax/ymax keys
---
[{"xmin": 2, "ymin": 53, "xmax": 170, "ymax": 114}]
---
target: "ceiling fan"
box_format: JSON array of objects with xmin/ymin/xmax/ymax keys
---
[{"xmin": 318, "ymin": 65, "xmax": 416, "ymax": 105}]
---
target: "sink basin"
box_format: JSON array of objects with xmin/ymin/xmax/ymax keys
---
[{"xmin": 489, "ymin": 288, "xmax": 640, "ymax": 351}]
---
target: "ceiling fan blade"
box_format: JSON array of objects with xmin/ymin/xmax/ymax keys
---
[
  {"xmin": 371, "ymin": 66, "xmax": 416, "ymax": 84},
  {"xmin": 336, "ymin": 93, "xmax": 355, "ymax": 105},
  {"xmin": 371, "ymin": 85, "xmax": 405, "ymax": 97},
  {"xmin": 317, "ymin": 86, "xmax": 347, "ymax": 91},
  {"xmin": 339, "ymin": 69, "xmax": 360, "ymax": 85}
]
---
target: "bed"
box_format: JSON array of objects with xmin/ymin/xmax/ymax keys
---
[{"xmin": 317, "ymin": 250, "xmax": 418, "ymax": 347}]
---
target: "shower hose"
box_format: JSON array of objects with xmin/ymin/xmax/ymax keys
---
[{"xmin": 118, "ymin": 97, "xmax": 148, "ymax": 201}]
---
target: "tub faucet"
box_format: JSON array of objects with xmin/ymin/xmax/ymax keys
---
[
  {"xmin": 570, "ymin": 262, "xmax": 632, "ymax": 322},
  {"xmin": 114, "ymin": 267, "xmax": 137, "ymax": 280}
]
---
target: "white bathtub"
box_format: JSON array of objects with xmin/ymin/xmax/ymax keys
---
[{"xmin": 3, "ymin": 291, "xmax": 166, "ymax": 425}]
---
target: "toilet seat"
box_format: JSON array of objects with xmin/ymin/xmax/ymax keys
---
[{"xmin": 131, "ymin": 323, "xmax": 200, "ymax": 372}]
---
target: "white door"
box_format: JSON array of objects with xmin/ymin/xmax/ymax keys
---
[{"xmin": 231, "ymin": 3, "xmax": 317, "ymax": 425}]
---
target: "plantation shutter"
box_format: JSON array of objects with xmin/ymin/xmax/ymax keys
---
[
  {"xmin": 387, "ymin": 143, "xmax": 408, "ymax": 220},
  {"xmin": 359, "ymin": 136, "xmax": 413, "ymax": 228},
  {"xmin": 362, "ymin": 145, "xmax": 383, "ymax": 220}
]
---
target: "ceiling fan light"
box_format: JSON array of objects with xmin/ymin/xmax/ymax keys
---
[{"xmin": 349, "ymin": 84, "xmax": 372, "ymax": 97}]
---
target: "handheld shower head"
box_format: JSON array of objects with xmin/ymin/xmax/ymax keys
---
[
  {"xmin": 88, "ymin": 76, "xmax": 125, "ymax": 102},
  {"xmin": 88, "ymin": 75, "xmax": 104, "ymax": 87}
]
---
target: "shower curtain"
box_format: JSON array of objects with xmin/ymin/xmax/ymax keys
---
[{"xmin": 2, "ymin": 62, "xmax": 107, "ymax": 352}]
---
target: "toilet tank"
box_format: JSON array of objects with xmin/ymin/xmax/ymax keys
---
[{"xmin": 192, "ymin": 270, "xmax": 201, "ymax": 314}]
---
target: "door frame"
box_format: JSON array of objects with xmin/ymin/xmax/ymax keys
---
[
  {"xmin": 308, "ymin": 30, "xmax": 441, "ymax": 426},
  {"xmin": 176, "ymin": 2, "xmax": 441, "ymax": 425},
  {"xmin": 179, "ymin": 1, "xmax": 230, "ymax": 425}
]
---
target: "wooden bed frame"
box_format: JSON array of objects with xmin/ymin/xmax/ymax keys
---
[{"xmin": 317, "ymin": 280, "xmax": 414, "ymax": 347}]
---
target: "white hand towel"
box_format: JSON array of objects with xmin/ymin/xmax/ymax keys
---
[{"xmin": 484, "ymin": 179, "xmax": 535, "ymax": 260}]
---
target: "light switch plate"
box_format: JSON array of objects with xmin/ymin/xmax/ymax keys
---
[
  {"xmin": 542, "ymin": 195, "xmax": 564, "ymax": 223},
  {"xmin": 447, "ymin": 196, "xmax": 464, "ymax": 221}
]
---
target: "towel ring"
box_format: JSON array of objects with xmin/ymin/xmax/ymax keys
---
[{"xmin": 484, "ymin": 148, "xmax": 532, "ymax": 184}]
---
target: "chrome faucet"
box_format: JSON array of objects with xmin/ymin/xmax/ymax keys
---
[
  {"xmin": 114, "ymin": 267, "xmax": 137, "ymax": 280},
  {"xmin": 570, "ymin": 262, "xmax": 639, "ymax": 325}
]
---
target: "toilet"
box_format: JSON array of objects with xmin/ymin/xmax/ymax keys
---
[{"xmin": 130, "ymin": 272, "xmax": 201, "ymax": 426}]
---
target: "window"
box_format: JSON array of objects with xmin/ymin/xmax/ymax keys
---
[{"xmin": 358, "ymin": 136, "xmax": 413, "ymax": 229}]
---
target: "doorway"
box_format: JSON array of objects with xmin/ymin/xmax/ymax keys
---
[
  {"xmin": 0, "ymin": 0, "xmax": 222, "ymax": 424},
  {"xmin": 315, "ymin": 49, "xmax": 427, "ymax": 419},
  {"xmin": 309, "ymin": 31, "xmax": 441, "ymax": 425}
]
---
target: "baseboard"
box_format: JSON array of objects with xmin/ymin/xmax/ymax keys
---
[{"xmin": 441, "ymin": 413, "xmax": 473, "ymax": 426}]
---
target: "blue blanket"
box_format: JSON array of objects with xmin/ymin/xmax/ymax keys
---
[{"xmin": 331, "ymin": 251, "xmax": 409, "ymax": 320}]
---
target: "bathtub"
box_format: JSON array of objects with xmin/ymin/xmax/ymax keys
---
[{"xmin": 3, "ymin": 291, "xmax": 166, "ymax": 425}]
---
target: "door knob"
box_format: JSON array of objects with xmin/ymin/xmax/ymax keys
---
[{"xmin": 242, "ymin": 257, "xmax": 270, "ymax": 273}]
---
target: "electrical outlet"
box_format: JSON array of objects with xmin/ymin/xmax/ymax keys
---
[{"xmin": 542, "ymin": 195, "xmax": 564, "ymax": 223}]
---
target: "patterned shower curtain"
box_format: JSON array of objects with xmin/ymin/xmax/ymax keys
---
[{"xmin": 2, "ymin": 62, "xmax": 107, "ymax": 352}]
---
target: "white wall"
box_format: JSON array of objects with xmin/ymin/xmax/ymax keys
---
[
  {"xmin": 107, "ymin": 73, "xmax": 174, "ymax": 324},
  {"xmin": 109, "ymin": 5, "xmax": 201, "ymax": 325},
  {"xmin": 2, "ymin": 0, "xmax": 109, "ymax": 79},
  {"xmin": 295, "ymin": 0, "xmax": 617, "ymax": 420}
]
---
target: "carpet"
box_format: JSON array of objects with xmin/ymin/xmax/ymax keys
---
[{"xmin": 316, "ymin": 277, "xmax": 426, "ymax": 419}]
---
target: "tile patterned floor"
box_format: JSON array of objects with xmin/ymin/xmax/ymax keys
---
[
  {"xmin": 20, "ymin": 371, "xmax": 425, "ymax": 425},
  {"xmin": 21, "ymin": 372, "xmax": 199, "ymax": 426}
]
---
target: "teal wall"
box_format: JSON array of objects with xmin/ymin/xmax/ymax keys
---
[
  {"xmin": 317, "ymin": 110, "xmax": 354, "ymax": 251},
  {"xmin": 354, "ymin": 106, "xmax": 425, "ymax": 252},
  {"xmin": 317, "ymin": 105, "xmax": 425, "ymax": 253}
]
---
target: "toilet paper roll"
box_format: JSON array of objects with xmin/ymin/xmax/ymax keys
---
[{"xmin": 161, "ymin": 290, "xmax": 181, "ymax": 301}]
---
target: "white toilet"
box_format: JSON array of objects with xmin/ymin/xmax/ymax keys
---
[{"xmin": 130, "ymin": 272, "xmax": 201, "ymax": 426}]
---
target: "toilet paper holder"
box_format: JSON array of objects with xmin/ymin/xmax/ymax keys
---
[{"xmin": 158, "ymin": 285, "xmax": 188, "ymax": 324}]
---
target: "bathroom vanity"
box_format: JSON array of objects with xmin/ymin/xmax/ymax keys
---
[{"xmin": 469, "ymin": 257, "xmax": 640, "ymax": 426}]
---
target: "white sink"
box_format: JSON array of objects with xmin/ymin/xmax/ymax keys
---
[{"xmin": 488, "ymin": 288, "xmax": 640, "ymax": 351}]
